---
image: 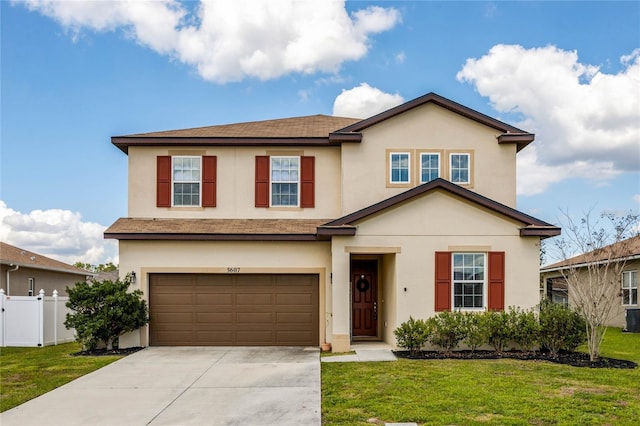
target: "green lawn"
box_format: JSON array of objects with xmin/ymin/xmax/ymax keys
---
[
  {"xmin": 322, "ymin": 328, "xmax": 640, "ymax": 425},
  {"xmin": 0, "ymin": 342, "xmax": 124, "ymax": 412}
]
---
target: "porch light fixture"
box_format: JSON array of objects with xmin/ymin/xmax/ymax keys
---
[{"xmin": 130, "ymin": 271, "xmax": 136, "ymax": 283}]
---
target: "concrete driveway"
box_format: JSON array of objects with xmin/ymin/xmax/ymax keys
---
[{"xmin": 0, "ymin": 346, "xmax": 320, "ymax": 426}]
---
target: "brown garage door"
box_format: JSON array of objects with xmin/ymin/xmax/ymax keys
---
[{"xmin": 149, "ymin": 274, "xmax": 319, "ymax": 346}]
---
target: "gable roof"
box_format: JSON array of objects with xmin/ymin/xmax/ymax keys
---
[
  {"xmin": 112, "ymin": 92, "xmax": 533, "ymax": 153},
  {"xmin": 317, "ymin": 178, "xmax": 560, "ymax": 238},
  {"xmin": 112, "ymin": 115, "xmax": 360, "ymax": 153},
  {"xmin": 329, "ymin": 92, "xmax": 534, "ymax": 151},
  {"xmin": 541, "ymin": 235, "xmax": 640, "ymax": 272},
  {"xmin": 0, "ymin": 242, "xmax": 92, "ymax": 276}
]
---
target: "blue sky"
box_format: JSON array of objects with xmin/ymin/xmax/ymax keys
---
[{"xmin": 1, "ymin": 1, "xmax": 639, "ymax": 265}]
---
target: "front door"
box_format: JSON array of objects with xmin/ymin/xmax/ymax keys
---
[{"xmin": 351, "ymin": 259, "xmax": 378, "ymax": 337}]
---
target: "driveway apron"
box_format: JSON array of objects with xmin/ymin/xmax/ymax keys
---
[{"xmin": 0, "ymin": 346, "xmax": 321, "ymax": 426}]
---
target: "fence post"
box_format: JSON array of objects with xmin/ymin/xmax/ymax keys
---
[
  {"xmin": 38, "ymin": 289, "xmax": 45, "ymax": 347},
  {"xmin": 53, "ymin": 290, "xmax": 59, "ymax": 345},
  {"xmin": 0, "ymin": 288, "xmax": 5, "ymax": 347}
]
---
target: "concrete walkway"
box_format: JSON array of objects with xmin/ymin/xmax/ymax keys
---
[
  {"xmin": 0, "ymin": 346, "xmax": 320, "ymax": 426},
  {"xmin": 321, "ymin": 344, "xmax": 397, "ymax": 363}
]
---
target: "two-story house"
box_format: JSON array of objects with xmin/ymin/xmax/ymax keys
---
[{"xmin": 105, "ymin": 92, "xmax": 560, "ymax": 352}]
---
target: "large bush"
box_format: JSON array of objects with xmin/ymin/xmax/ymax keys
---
[
  {"xmin": 482, "ymin": 310, "xmax": 513, "ymax": 353},
  {"xmin": 427, "ymin": 311, "xmax": 466, "ymax": 354},
  {"xmin": 509, "ymin": 306, "xmax": 540, "ymax": 352},
  {"xmin": 393, "ymin": 316, "xmax": 430, "ymax": 355},
  {"xmin": 65, "ymin": 275, "xmax": 149, "ymax": 350},
  {"xmin": 462, "ymin": 312, "xmax": 487, "ymax": 352},
  {"xmin": 538, "ymin": 299, "xmax": 586, "ymax": 357}
]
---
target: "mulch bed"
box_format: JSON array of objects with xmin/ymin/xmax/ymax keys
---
[
  {"xmin": 394, "ymin": 350, "xmax": 637, "ymax": 369},
  {"xmin": 72, "ymin": 347, "xmax": 145, "ymax": 357}
]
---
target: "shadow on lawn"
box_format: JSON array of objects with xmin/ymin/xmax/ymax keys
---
[{"xmin": 394, "ymin": 350, "xmax": 637, "ymax": 369}]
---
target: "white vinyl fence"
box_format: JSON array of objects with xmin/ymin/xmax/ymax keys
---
[{"xmin": 0, "ymin": 289, "xmax": 75, "ymax": 347}]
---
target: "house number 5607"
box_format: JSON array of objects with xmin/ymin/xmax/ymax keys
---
[{"xmin": 227, "ymin": 267, "xmax": 241, "ymax": 273}]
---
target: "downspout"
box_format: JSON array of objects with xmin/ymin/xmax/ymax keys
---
[{"xmin": 6, "ymin": 264, "xmax": 19, "ymax": 296}]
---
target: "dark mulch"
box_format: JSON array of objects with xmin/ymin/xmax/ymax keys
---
[
  {"xmin": 393, "ymin": 350, "xmax": 637, "ymax": 369},
  {"xmin": 72, "ymin": 347, "xmax": 144, "ymax": 357}
]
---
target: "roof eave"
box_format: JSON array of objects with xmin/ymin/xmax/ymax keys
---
[
  {"xmin": 520, "ymin": 226, "xmax": 561, "ymax": 239},
  {"xmin": 104, "ymin": 232, "xmax": 319, "ymax": 241},
  {"xmin": 498, "ymin": 133, "xmax": 535, "ymax": 152},
  {"xmin": 111, "ymin": 136, "xmax": 336, "ymax": 154},
  {"xmin": 0, "ymin": 261, "xmax": 94, "ymax": 276}
]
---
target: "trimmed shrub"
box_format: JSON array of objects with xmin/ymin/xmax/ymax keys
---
[
  {"xmin": 538, "ymin": 299, "xmax": 586, "ymax": 357},
  {"xmin": 428, "ymin": 311, "xmax": 466, "ymax": 354},
  {"xmin": 509, "ymin": 306, "xmax": 540, "ymax": 352},
  {"xmin": 483, "ymin": 310, "xmax": 513, "ymax": 353},
  {"xmin": 65, "ymin": 275, "xmax": 149, "ymax": 350},
  {"xmin": 462, "ymin": 312, "xmax": 487, "ymax": 352},
  {"xmin": 394, "ymin": 316, "xmax": 430, "ymax": 355}
]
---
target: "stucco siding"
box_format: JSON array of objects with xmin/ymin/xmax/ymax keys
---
[
  {"xmin": 341, "ymin": 103, "xmax": 517, "ymax": 215},
  {"xmin": 128, "ymin": 146, "xmax": 342, "ymax": 219},
  {"xmin": 0, "ymin": 265, "xmax": 84, "ymax": 296}
]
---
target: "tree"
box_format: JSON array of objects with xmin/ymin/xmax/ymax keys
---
[
  {"xmin": 65, "ymin": 275, "xmax": 149, "ymax": 350},
  {"xmin": 73, "ymin": 262, "xmax": 118, "ymax": 273},
  {"xmin": 554, "ymin": 210, "xmax": 639, "ymax": 361}
]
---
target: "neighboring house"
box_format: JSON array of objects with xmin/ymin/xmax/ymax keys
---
[
  {"xmin": 0, "ymin": 242, "xmax": 91, "ymax": 296},
  {"xmin": 540, "ymin": 235, "xmax": 640, "ymax": 328},
  {"xmin": 105, "ymin": 92, "xmax": 560, "ymax": 351}
]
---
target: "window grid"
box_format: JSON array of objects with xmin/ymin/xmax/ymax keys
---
[
  {"xmin": 450, "ymin": 153, "xmax": 470, "ymax": 184},
  {"xmin": 622, "ymin": 270, "xmax": 638, "ymax": 305},
  {"xmin": 453, "ymin": 253, "xmax": 485, "ymax": 309},
  {"xmin": 173, "ymin": 156, "xmax": 201, "ymax": 206},
  {"xmin": 420, "ymin": 153, "xmax": 440, "ymax": 183},
  {"xmin": 271, "ymin": 156, "xmax": 299, "ymax": 206},
  {"xmin": 390, "ymin": 152, "xmax": 410, "ymax": 183}
]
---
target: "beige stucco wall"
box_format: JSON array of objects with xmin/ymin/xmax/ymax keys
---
[
  {"xmin": 341, "ymin": 103, "xmax": 517, "ymax": 215},
  {"xmin": 127, "ymin": 146, "xmax": 342, "ymax": 219},
  {"xmin": 331, "ymin": 190, "xmax": 540, "ymax": 351},
  {"xmin": 117, "ymin": 240, "xmax": 332, "ymax": 347},
  {"xmin": 541, "ymin": 258, "xmax": 640, "ymax": 329},
  {"xmin": 0, "ymin": 265, "xmax": 86, "ymax": 296}
]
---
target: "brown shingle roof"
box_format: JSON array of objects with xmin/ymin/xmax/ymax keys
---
[
  {"xmin": 129, "ymin": 115, "xmax": 360, "ymax": 138},
  {"xmin": 104, "ymin": 218, "xmax": 332, "ymax": 241},
  {"xmin": 541, "ymin": 235, "xmax": 640, "ymax": 271},
  {"xmin": 0, "ymin": 242, "xmax": 91, "ymax": 276}
]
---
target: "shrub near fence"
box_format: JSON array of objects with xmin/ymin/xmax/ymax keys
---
[{"xmin": 0, "ymin": 289, "xmax": 74, "ymax": 347}]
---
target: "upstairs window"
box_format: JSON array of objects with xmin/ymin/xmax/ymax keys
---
[
  {"xmin": 420, "ymin": 152, "xmax": 440, "ymax": 183},
  {"xmin": 173, "ymin": 156, "xmax": 201, "ymax": 206},
  {"xmin": 622, "ymin": 270, "xmax": 638, "ymax": 305},
  {"xmin": 255, "ymin": 156, "xmax": 314, "ymax": 208},
  {"xmin": 271, "ymin": 156, "xmax": 300, "ymax": 207},
  {"xmin": 389, "ymin": 152, "xmax": 411, "ymax": 184},
  {"xmin": 157, "ymin": 155, "xmax": 216, "ymax": 208},
  {"xmin": 450, "ymin": 153, "xmax": 470, "ymax": 184}
]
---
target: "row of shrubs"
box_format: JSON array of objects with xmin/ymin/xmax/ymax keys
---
[{"xmin": 393, "ymin": 299, "xmax": 586, "ymax": 357}]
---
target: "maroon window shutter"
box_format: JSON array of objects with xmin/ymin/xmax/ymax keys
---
[
  {"xmin": 300, "ymin": 156, "xmax": 315, "ymax": 208},
  {"xmin": 435, "ymin": 251, "xmax": 451, "ymax": 311},
  {"xmin": 255, "ymin": 156, "xmax": 270, "ymax": 207},
  {"xmin": 488, "ymin": 251, "xmax": 505, "ymax": 311},
  {"xmin": 157, "ymin": 156, "xmax": 171, "ymax": 207},
  {"xmin": 202, "ymin": 156, "xmax": 217, "ymax": 207}
]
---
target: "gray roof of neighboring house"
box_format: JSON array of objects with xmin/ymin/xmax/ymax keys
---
[{"xmin": 0, "ymin": 242, "xmax": 93, "ymax": 276}]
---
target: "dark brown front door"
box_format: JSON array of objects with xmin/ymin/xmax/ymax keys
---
[{"xmin": 351, "ymin": 259, "xmax": 378, "ymax": 337}]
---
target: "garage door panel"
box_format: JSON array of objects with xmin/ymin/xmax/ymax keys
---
[{"xmin": 150, "ymin": 273, "xmax": 318, "ymax": 346}]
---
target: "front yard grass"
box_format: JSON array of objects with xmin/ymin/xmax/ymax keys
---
[
  {"xmin": 322, "ymin": 328, "xmax": 640, "ymax": 425},
  {"xmin": 0, "ymin": 342, "xmax": 124, "ymax": 412}
]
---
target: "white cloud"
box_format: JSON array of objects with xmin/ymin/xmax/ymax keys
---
[
  {"xmin": 16, "ymin": 0, "xmax": 400, "ymax": 83},
  {"xmin": 457, "ymin": 44, "xmax": 640, "ymax": 195},
  {"xmin": 0, "ymin": 201, "xmax": 117, "ymax": 266},
  {"xmin": 633, "ymin": 194, "xmax": 640, "ymax": 205},
  {"xmin": 332, "ymin": 83, "xmax": 404, "ymax": 118}
]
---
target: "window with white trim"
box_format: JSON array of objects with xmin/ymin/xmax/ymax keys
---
[
  {"xmin": 271, "ymin": 156, "xmax": 299, "ymax": 207},
  {"xmin": 420, "ymin": 152, "xmax": 440, "ymax": 183},
  {"xmin": 450, "ymin": 153, "xmax": 470, "ymax": 184},
  {"xmin": 622, "ymin": 270, "xmax": 638, "ymax": 305},
  {"xmin": 390, "ymin": 152, "xmax": 410, "ymax": 184},
  {"xmin": 453, "ymin": 253, "xmax": 485, "ymax": 309},
  {"xmin": 173, "ymin": 156, "xmax": 201, "ymax": 206}
]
